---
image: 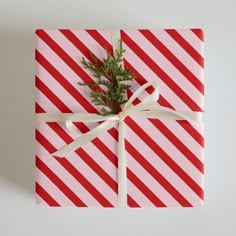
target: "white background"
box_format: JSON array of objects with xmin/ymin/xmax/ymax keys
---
[{"xmin": 0, "ymin": 0, "xmax": 235, "ymax": 235}]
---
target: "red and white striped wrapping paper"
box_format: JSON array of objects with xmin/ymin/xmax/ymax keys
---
[{"xmin": 35, "ymin": 29, "xmax": 204, "ymax": 207}]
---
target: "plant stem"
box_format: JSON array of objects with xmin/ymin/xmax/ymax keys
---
[{"xmin": 79, "ymin": 40, "xmax": 135, "ymax": 115}]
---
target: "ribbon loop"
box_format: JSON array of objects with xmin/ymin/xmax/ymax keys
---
[{"xmin": 123, "ymin": 81, "xmax": 160, "ymax": 110}]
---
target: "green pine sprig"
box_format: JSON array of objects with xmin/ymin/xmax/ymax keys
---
[{"xmin": 79, "ymin": 40, "xmax": 135, "ymax": 115}]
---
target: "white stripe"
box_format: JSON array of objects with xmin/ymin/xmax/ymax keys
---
[
  {"xmin": 159, "ymin": 30, "xmax": 204, "ymax": 82},
  {"xmin": 36, "ymin": 88, "xmax": 58, "ymax": 113},
  {"xmin": 98, "ymin": 30, "xmax": 113, "ymax": 43},
  {"xmin": 38, "ymin": 121, "xmax": 118, "ymax": 206},
  {"xmin": 176, "ymin": 29, "xmax": 204, "ymax": 55},
  {"xmin": 99, "ymin": 130, "xmax": 166, "ymax": 206},
  {"xmin": 36, "ymin": 80, "xmax": 98, "ymax": 134},
  {"xmin": 36, "ymin": 193, "xmax": 49, "ymax": 206},
  {"xmin": 36, "ymin": 29, "xmax": 204, "ymax": 207},
  {"xmin": 122, "ymin": 43, "xmax": 191, "ymax": 111},
  {"xmin": 127, "ymin": 180, "xmax": 155, "ymax": 207},
  {"xmin": 36, "ymin": 36, "xmax": 98, "ymax": 112},
  {"xmin": 133, "ymin": 117, "xmax": 204, "ymax": 185},
  {"xmin": 37, "ymin": 31, "xmax": 163, "ymax": 206},
  {"xmin": 80, "ymin": 132, "xmax": 117, "ymax": 181},
  {"xmin": 68, "ymin": 30, "xmax": 108, "ymax": 61},
  {"xmin": 127, "ymin": 152, "xmax": 181, "ymax": 206},
  {"xmin": 36, "ymin": 137, "xmax": 101, "ymax": 206},
  {"xmin": 36, "ymin": 83, "xmax": 119, "ymax": 205},
  {"xmin": 37, "ymin": 92, "xmax": 157, "ymax": 207},
  {"xmin": 126, "ymin": 30, "xmax": 203, "ymax": 107},
  {"xmin": 36, "ymin": 167, "xmax": 75, "ymax": 206},
  {"xmin": 161, "ymin": 120, "xmax": 204, "ymax": 162},
  {"xmin": 125, "ymin": 120, "xmax": 203, "ymax": 206},
  {"xmin": 36, "ymin": 63, "xmax": 87, "ymax": 113}
]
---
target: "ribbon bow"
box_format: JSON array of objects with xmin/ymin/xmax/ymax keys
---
[{"xmin": 36, "ymin": 80, "xmax": 202, "ymax": 207}]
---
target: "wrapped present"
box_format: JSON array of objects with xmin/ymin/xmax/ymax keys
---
[{"xmin": 35, "ymin": 29, "xmax": 204, "ymax": 207}]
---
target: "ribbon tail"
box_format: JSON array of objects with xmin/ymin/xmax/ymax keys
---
[
  {"xmin": 156, "ymin": 105, "xmax": 202, "ymax": 125},
  {"xmin": 52, "ymin": 120, "xmax": 118, "ymax": 157},
  {"xmin": 117, "ymin": 119, "xmax": 127, "ymax": 208},
  {"xmin": 131, "ymin": 104, "xmax": 202, "ymax": 126}
]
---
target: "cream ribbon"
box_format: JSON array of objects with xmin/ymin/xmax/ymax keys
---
[{"xmin": 36, "ymin": 80, "xmax": 202, "ymax": 207}]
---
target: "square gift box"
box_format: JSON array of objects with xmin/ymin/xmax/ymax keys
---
[{"xmin": 35, "ymin": 29, "xmax": 204, "ymax": 207}]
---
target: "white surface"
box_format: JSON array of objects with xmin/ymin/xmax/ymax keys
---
[{"xmin": 0, "ymin": 0, "xmax": 235, "ymax": 235}]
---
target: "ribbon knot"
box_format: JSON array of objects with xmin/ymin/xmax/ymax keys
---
[
  {"xmin": 36, "ymin": 81, "xmax": 202, "ymax": 207},
  {"xmin": 118, "ymin": 110, "xmax": 126, "ymax": 121}
]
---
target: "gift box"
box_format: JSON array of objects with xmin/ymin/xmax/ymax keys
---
[{"xmin": 35, "ymin": 29, "xmax": 204, "ymax": 207}]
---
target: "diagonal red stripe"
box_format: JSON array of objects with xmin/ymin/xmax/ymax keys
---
[
  {"xmin": 36, "ymin": 31, "xmax": 173, "ymax": 205},
  {"xmin": 36, "ymin": 76, "xmax": 93, "ymax": 134},
  {"xmin": 38, "ymin": 29, "xmax": 109, "ymax": 93},
  {"xmin": 176, "ymin": 120, "xmax": 204, "ymax": 147},
  {"xmin": 50, "ymin": 118, "xmax": 153, "ymax": 207},
  {"xmin": 56, "ymin": 156, "xmax": 114, "ymax": 207},
  {"xmin": 165, "ymin": 29, "xmax": 204, "ymax": 68},
  {"xmin": 36, "ymin": 102, "xmax": 114, "ymax": 206},
  {"xmin": 127, "ymin": 86, "xmax": 204, "ymax": 173},
  {"xmin": 128, "ymin": 85, "xmax": 204, "ymax": 173},
  {"xmin": 126, "ymin": 141, "xmax": 192, "ymax": 207},
  {"xmin": 47, "ymin": 121, "xmax": 118, "ymax": 194},
  {"xmin": 36, "ymin": 129, "xmax": 113, "ymax": 207},
  {"xmin": 60, "ymin": 30, "xmax": 113, "ymax": 60},
  {"xmin": 35, "ymin": 50, "xmax": 97, "ymax": 113},
  {"xmin": 140, "ymin": 30, "xmax": 204, "ymax": 94},
  {"xmin": 77, "ymin": 150, "xmax": 117, "ymax": 193},
  {"xmin": 60, "ymin": 30, "xmax": 96, "ymax": 60},
  {"xmin": 151, "ymin": 119, "xmax": 204, "ymax": 173},
  {"xmin": 108, "ymin": 127, "xmax": 192, "ymax": 206},
  {"xmin": 35, "ymin": 103, "xmax": 43, "ymax": 113},
  {"xmin": 81, "ymin": 31, "xmax": 204, "ymax": 148},
  {"xmin": 48, "ymin": 119, "xmax": 146, "ymax": 207},
  {"xmin": 121, "ymin": 30, "xmax": 203, "ymax": 112},
  {"xmin": 124, "ymin": 59, "xmax": 204, "ymax": 147},
  {"xmin": 74, "ymin": 30, "xmax": 203, "ymax": 203},
  {"xmin": 36, "ymin": 29, "xmax": 94, "ymax": 83},
  {"xmin": 36, "ymin": 78, "xmax": 118, "ymax": 193},
  {"xmin": 37, "ymin": 99, "xmax": 193, "ymax": 206},
  {"xmin": 37, "ymin": 102, "xmax": 161, "ymax": 206},
  {"xmin": 126, "ymin": 117, "xmax": 204, "ymax": 200},
  {"xmin": 86, "ymin": 30, "xmax": 113, "ymax": 55},
  {"xmin": 36, "ymin": 102, "xmax": 140, "ymax": 206},
  {"xmin": 36, "ymin": 29, "xmax": 204, "ymax": 206},
  {"xmin": 127, "ymin": 195, "xmax": 140, "ymax": 207},
  {"xmin": 36, "ymin": 182, "xmax": 60, "ymax": 206},
  {"xmin": 36, "ymin": 76, "xmax": 72, "ymax": 113},
  {"xmin": 77, "ymin": 147, "xmax": 139, "ymax": 207},
  {"xmin": 36, "ymin": 154, "xmax": 86, "ymax": 207},
  {"xmin": 35, "ymin": 77, "xmax": 141, "ymax": 206},
  {"xmin": 127, "ymin": 170, "xmax": 166, "ymax": 207},
  {"xmin": 191, "ymin": 29, "xmax": 204, "ymax": 42}
]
